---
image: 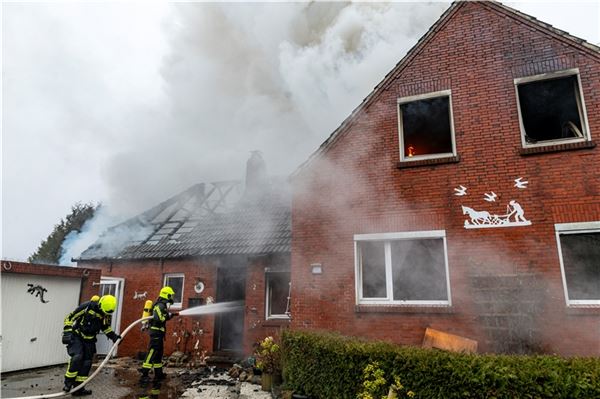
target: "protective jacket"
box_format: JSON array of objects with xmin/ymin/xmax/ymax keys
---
[
  {"xmin": 64, "ymin": 300, "xmax": 117, "ymax": 342},
  {"xmin": 148, "ymin": 297, "xmax": 174, "ymax": 336}
]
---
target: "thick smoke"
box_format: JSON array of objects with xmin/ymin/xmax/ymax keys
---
[
  {"xmin": 58, "ymin": 207, "xmax": 153, "ymax": 265},
  {"xmin": 103, "ymin": 2, "xmax": 449, "ymax": 215},
  {"xmin": 53, "ymin": 2, "xmax": 448, "ymax": 259}
]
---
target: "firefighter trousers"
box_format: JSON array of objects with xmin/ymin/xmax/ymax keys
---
[
  {"xmin": 142, "ymin": 334, "xmax": 164, "ymax": 371},
  {"xmin": 64, "ymin": 335, "xmax": 96, "ymax": 384}
]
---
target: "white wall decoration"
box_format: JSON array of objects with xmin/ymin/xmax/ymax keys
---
[
  {"xmin": 483, "ymin": 192, "xmax": 497, "ymax": 202},
  {"xmin": 133, "ymin": 290, "xmax": 148, "ymax": 300},
  {"xmin": 460, "ymin": 177, "xmax": 531, "ymax": 229},
  {"xmin": 514, "ymin": 177, "xmax": 528, "ymax": 188},
  {"xmin": 454, "ymin": 185, "xmax": 467, "ymax": 196}
]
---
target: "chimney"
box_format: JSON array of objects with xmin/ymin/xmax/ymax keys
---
[{"xmin": 245, "ymin": 150, "xmax": 268, "ymax": 198}]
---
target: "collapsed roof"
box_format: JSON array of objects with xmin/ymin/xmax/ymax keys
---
[{"xmin": 77, "ymin": 179, "xmax": 291, "ymax": 261}]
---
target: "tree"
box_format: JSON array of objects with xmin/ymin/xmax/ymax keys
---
[{"xmin": 29, "ymin": 202, "xmax": 99, "ymax": 264}]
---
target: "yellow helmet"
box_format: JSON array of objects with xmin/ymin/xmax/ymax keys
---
[
  {"xmin": 91, "ymin": 295, "xmax": 100, "ymax": 302},
  {"xmin": 159, "ymin": 286, "xmax": 175, "ymax": 303},
  {"xmin": 98, "ymin": 295, "xmax": 117, "ymax": 314}
]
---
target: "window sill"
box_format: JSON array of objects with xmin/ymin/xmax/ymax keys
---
[
  {"xmin": 520, "ymin": 140, "xmax": 596, "ymax": 156},
  {"xmin": 262, "ymin": 318, "xmax": 291, "ymax": 327},
  {"xmin": 396, "ymin": 155, "xmax": 460, "ymax": 169},
  {"xmin": 565, "ymin": 305, "xmax": 600, "ymax": 316},
  {"xmin": 355, "ymin": 304, "xmax": 454, "ymax": 314}
]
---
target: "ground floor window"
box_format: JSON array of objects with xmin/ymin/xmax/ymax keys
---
[
  {"xmin": 265, "ymin": 269, "xmax": 290, "ymax": 319},
  {"xmin": 555, "ymin": 222, "xmax": 600, "ymax": 306},
  {"xmin": 163, "ymin": 273, "xmax": 184, "ymax": 308},
  {"xmin": 355, "ymin": 231, "xmax": 451, "ymax": 306}
]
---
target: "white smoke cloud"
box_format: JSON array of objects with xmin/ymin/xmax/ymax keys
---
[
  {"xmin": 58, "ymin": 206, "xmax": 153, "ymax": 266},
  {"xmin": 4, "ymin": 2, "xmax": 450, "ymax": 260}
]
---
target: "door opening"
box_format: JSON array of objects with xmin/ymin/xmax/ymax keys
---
[{"xmin": 95, "ymin": 277, "xmax": 124, "ymax": 356}]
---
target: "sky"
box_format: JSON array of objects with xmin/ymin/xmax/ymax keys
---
[{"xmin": 2, "ymin": 1, "xmax": 599, "ymax": 263}]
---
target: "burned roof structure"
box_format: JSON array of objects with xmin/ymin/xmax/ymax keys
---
[{"xmin": 78, "ymin": 178, "xmax": 291, "ymax": 261}]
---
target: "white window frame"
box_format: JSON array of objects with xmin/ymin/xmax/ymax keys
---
[
  {"xmin": 163, "ymin": 273, "xmax": 185, "ymax": 309},
  {"xmin": 514, "ymin": 68, "xmax": 591, "ymax": 148},
  {"xmin": 264, "ymin": 269, "xmax": 291, "ymax": 320},
  {"xmin": 354, "ymin": 230, "xmax": 452, "ymax": 306},
  {"xmin": 555, "ymin": 221, "xmax": 600, "ymax": 307},
  {"xmin": 397, "ymin": 90, "xmax": 457, "ymax": 162}
]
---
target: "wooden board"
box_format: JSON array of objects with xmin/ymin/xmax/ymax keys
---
[{"xmin": 422, "ymin": 327, "xmax": 478, "ymax": 353}]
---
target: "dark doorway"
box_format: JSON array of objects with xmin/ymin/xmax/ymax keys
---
[{"xmin": 214, "ymin": 258, "xmax": 246, "ymax": 353}]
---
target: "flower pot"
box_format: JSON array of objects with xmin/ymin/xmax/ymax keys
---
[{"xmin": 261, "ymin": 373, "xmax": 273, "ymax": 391}]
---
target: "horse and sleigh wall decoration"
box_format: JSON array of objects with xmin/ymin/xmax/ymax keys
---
[{"xmin": 454, "ymin": 177, "xmax": 531, "ymax": 229}]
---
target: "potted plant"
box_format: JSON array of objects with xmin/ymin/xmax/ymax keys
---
[{"xmin": 255, "ymin": 336, "xmax": 282, "ymax": 391}]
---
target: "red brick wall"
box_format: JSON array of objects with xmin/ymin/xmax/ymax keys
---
[
  {"xmin": 290, "ymin": 2, "xmax": 600, "ymax": 356},
  {"xmin": 79, "ymin": 255, "xmax": 289, "ymax": 359},
  {"xmin": 1, "ymin": 260, "xmax": 101, "ymax": 304},
  {"xmin": 79, "ymin": 259, "xmax": 217, "ymax": 358},
  {"xmin": 243, "ymin": 254, "xmax": 291, "ymax": 354}
]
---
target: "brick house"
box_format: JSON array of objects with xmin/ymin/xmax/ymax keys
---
[
  {"xmin": 289, "ymin": 1, "xmax": 600, "ymax": 356},
  {"xmin": 76, "ymin": 153, "xmax": 291, "ymax": 358}
]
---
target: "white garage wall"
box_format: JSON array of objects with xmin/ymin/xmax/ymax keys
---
[{"xmin": 1, "ymin": 273, "xmax": 81, "ymax": 372}]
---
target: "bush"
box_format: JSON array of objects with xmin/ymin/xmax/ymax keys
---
[
  {"xmin": 281, "ymin": 330, "xmax": 600, "ymax": 399},
  {"xmin": 256, "ymin": 336, "xmax": 282, "ymax": 374}
]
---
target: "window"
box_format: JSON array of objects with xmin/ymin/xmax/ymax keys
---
[
  {"xmin": 555, "ymin": 222, "xmax": 600, "ymax": 306},
  {"xmin": 163, "ymin": 273, "xmax": 184, "ymax": 308},
  {"xmin": 515, "ymin": 69, "xmax": 590, "ymax": 147},
  {"xmin": 355, "ymin": 231, "xmax": 451, "ymax": 306},
  {"xmin": 265, "ymin": 270, "xmax": 291, "ymax": 319},
  {"xmin": 397, "ymin": 90, "xmax": 456, "ymax": 161}
]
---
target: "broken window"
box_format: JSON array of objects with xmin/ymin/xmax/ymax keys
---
[
  {"xmin": 265, "ymin": 270, "xmax": 290, "ymax": 319},
  {"xmin": 163, "ymin": 273, "xmax": 184, "ymax": 308},
  {"xmin": 398, "ymin": 91, "xmax": 455, "ymax": 161},
  {"xmin": 556, "ymin": 223, "xmax": 600, "ymax": 305},
  {"xmin": 356, "ymin": 231, "xmax": 450, "ymax": 305},
  {"xmin": 516, "ymin": 71, "xmax": 589, "ymax": 146}
]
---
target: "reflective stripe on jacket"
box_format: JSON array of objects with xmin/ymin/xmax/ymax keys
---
[
  {"xmin": 63, "ymin": 301, "xmax": 113, "ymax": 341},
  {"xmin": 148, "ymin": 298, "xmax": 172, "ymax": 335}
]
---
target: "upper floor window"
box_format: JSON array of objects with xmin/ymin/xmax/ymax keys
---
[
  {"xmin": 355, "ymin": 231, "xmax": 451, "ymax": 306},
  {"xmin": 555, "ymin": 222, "xmax": 600, "ymax": 307},
  {"xmin": 163, "ymin": 273, "xmax": 184, "ymax": 308},
  {"xmin": 515, "ymin": 69, "xmax": 591, "ymax": 147},
  {"xmin": 397, "ymin": 90, "xmax": 456, "ymax": 162}
]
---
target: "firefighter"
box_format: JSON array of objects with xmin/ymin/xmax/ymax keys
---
[
  {"xmin": 62, "ymin": 294, "xmax": 121, "ymax": 395},
  {"xmin": 140, "ymin": 286, "xmax": 178, "ymax": 383}
]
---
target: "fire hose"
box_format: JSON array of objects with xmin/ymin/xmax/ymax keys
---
[
  {"xmin": 12, "ymin": 301, "xmax": 243, "ymax": 399},
  {"xmin": 14, "ymin": 316, "xmax": 152, "ymax": 399}
]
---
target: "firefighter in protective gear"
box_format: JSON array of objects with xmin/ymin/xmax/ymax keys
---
[
  {"xmin": 62, "ymin": 294, "xmax": 121, "ymax": 395},
  {"xmin": 140, "ymin": 286, "xmax": 178, "ymax": 383}
]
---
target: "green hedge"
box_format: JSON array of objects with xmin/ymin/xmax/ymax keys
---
[{"xmin": 281, "ymin": 330, "xmax": 600, "ymax": 399}]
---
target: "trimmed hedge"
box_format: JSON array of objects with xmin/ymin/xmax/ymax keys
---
[{"xmin": 281, "ymin": 330, "xmax": 600, "ymax": 399}]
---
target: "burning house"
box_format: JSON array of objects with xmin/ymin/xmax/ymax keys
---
[
  {"xmin": 76, "ymin": 152, "xmax": 291, "ymax": 359},
  {"xmin": 289, "ymin": 1, "xmax": 600, "ymax": 356}
]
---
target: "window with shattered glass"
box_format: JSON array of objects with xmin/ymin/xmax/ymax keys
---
[
  {"xmin": 398, "ymin": 90, "xmax": 456, "ymax": 161},
  {"xmin": 515, "ymin": 70, "xmax": 590, "ymax": 147},
  {"xmin": 265, "ymin": 270, "xmax": 291, "ymax": 319}
]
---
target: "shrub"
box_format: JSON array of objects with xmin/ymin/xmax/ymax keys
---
[
  {"xmin": 281, "ymin": 330, "xmax": 600, "ymax": 399},
  {"xmin": 256, "ymin": 336, "xmax": 282, "ymax": 374}
]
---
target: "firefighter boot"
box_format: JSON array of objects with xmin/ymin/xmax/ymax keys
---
[
  {"xmin": 72, "ymin": 387, "xmax": 93, "ymax": 396},
  {"xmin": 153, "ymin": 368, "xmax": 166, "ymax": 381},
  {"xmin": 62, "ymin": 378, "xmax": 75, "ymax": 393},
  {"xmin": 139, "ymin": 369, "xmax": 150, "ymax": 384}
]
